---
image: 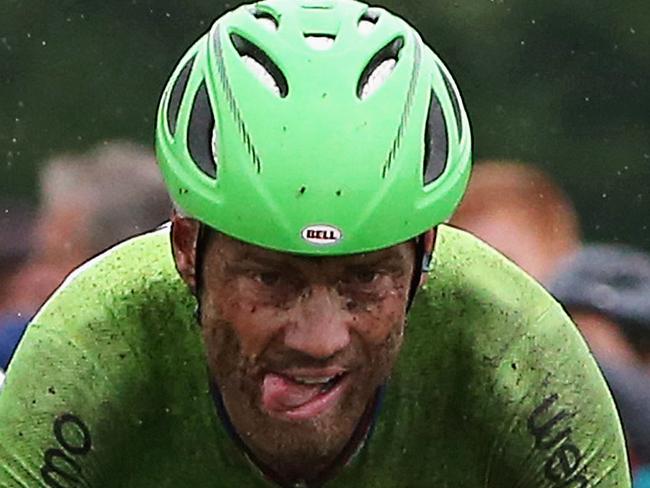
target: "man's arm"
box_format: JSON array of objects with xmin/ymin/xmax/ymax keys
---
[
  {"xmin": 464, "ymin": 299, "xmax": 631, "ymax": 487},
  {"xmin": 428, "ymin": 226, "xmax": 631, "ymax": 487},
  {"xmin": 0, "ymin": 231, "xmax": 187, "ymax": 487},
  {"xmin": 0, "ymin": 308, "xmax": 110, "ymax": 486}
]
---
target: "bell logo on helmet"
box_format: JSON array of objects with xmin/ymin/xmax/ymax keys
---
[{"xmin": 302, "ymin": 225, "xmax": 342, "ymax": 245}]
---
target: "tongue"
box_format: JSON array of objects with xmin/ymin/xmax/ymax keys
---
[{"xmin": 262, "ymin": 373, "xmax": 324, "ymax": 413}]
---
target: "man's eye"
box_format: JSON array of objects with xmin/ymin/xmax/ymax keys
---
[
  {"xmin": 254, "ymin": 272, "xmax": 281, "ymax": 286},
  {"xmin": 353, "ymin": 270, "xmax": 379, "ymax": 284}
]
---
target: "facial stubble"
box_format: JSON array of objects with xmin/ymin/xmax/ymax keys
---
[{"xmin": 201, "ymin": 312, "xmax": 406, "ymax": 481}]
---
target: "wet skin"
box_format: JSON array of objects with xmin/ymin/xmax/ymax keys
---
[{"xmin": 172, "ymin": 216, "xmax": 429, "ymax": 484}]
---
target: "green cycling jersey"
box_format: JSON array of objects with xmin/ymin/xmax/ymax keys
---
[{"xmin": 0, "ymin": 225, "xmax": 630, "ymax": 487}]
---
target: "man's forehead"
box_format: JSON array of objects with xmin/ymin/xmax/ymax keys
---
[{"xmin": 213, "ymin": 230, "xmax": 413, "ymax": 266}]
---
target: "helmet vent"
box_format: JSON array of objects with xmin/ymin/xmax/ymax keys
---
[
  {"xmin": 242, "ymin": 56, "xmax": 281, "ymax": 97},
  {"xmin": 252, "ymin": 9, "xmax": 279, "ymax": 32},
  {"xmin": 211, "ymin": 129, "xmax": 219, "ymax": 173},
  {"xmin": 357, "ymin": 37, "xmax": 403, "ymax": 100},
  {"xmin": 358, "ymin": 10, "xmax": 379, "ymax": 35},
  {"xmin": 360, "ymin": 60, "xmax": 396, "ymax": 100},
  {"xmin": 437, "ymin": 64, "xmax": 463, "ymax": 142},
  {"xmin": 304, "ymin": 34, "xmax": 335, "ymax": 51},
  {"xmin": 230, "ymin": 33, "xmax": 288, "ymax": 98},
  {"xmin": 167, "ymin": 56, "xmax": 194, "ymax": 137},
  {"xmin": 188, "ymin": 81, "xmax": 217, "ymax": 179},
  {"xmin": 423, "ymin": 90, "xmax": 448, "ymax": 185}
]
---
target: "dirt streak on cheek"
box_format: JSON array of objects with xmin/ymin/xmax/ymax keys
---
[
  {"xmin": 352, "ymin": 295, "xmax": 406, "ymax": 345},
  {"xmin": 217, "ymin": 290, "xmax": 288, "ymax": 359}
]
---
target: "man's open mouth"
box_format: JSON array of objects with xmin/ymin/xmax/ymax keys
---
[{"xmin": 261, "ymin": 369, "xmax": 350, "ymax": 420}]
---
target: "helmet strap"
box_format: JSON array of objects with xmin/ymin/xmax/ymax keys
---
[
  {"xmin": 194, "ymin": 223, "xmax": 210, "ymax": 302},
  {"xmin": 406, "ymin": 234, "xmax": 432, "ymax": 311}
]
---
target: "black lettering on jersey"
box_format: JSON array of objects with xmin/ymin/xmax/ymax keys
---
[
  {"xmin": 41, "ymin": 449, "xmax": 82, "ymax": 488},
  {"xmin": 54, "ymin": 414, "xmax": 92, "ymax": 455},
  {"xmin": 528, "ymin": 394, "xmax": 575, "ymax": 449},
  {"xmin": 545, "ymin": 444, "xmax": 588, "ymax": 487},
  {"xmin": 41, "ymin": 413, "xmax": 92, "ymax": 487},
  {"xmin": 528, "ymin": 394, "xmax": 588, "ymax": 487}
]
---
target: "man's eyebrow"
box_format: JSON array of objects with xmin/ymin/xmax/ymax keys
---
[
  {"xmin": 343, "ymin": 250, "xmax": 405, "ymax": 268},
  {"xmin": 235, "ymin": 252, "xmax": 300, "ymax": 270},
  {"xmin": 226, "ymin": 246, "xmax": 406, "ymax": 272}
]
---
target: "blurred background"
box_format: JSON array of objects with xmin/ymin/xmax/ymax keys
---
[{"xmin": 1, "ymin": 0, "xmax": 650, "ymax": 483}]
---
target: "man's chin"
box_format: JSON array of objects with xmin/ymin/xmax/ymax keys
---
[
  {"xmin": 253, "ymin": 378, "xmax": 377, "ymax": 453},
  {"xmin": 246, "ymin": 403, "xmax": 363, "ymax": 478},
  {"xmin": 220, "ymin": 373, "xmax": 379, "ymax": 482}
]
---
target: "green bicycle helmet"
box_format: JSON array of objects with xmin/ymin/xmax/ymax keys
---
[{"xmin": 156, "ymin": 0, "xmax": 471, "ymax": 255}]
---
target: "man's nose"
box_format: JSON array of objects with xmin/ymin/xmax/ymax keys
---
[{"xmin": 283, "ymin": 285, "xmax": 351, "ymax": 359}]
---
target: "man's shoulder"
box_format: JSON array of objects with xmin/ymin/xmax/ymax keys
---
[
  {"xmin": 408, "ymin": 225, "xmax": 564, "ymax": 347},
  {"xmin": 58, "ymin": 224, "xmax": 177, "ymax": 290},
  {"xmin": 434, "ymin": 224, "xmax": 539, "ymax": 281},
  {"xmin": 0, "ymin": 226, "xmax": 222, "ymax": 487},
  {"xmin": 31, "ymin": 224, "xmax": 195, "ymax": 336},
  {"xmin": 426, "ymin": 224, "xmax": 555, "ymax": 314}
]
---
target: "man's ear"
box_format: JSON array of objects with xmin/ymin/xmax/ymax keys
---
[
  {"xmin": 171, "ymin": 213, "xmax": 201, "ymax": 293},
  {"xmin": 419, "ymin": 227, "xmax": 437, "ymax": 287}
]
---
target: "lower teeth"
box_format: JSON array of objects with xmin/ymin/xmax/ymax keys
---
[{"xmin": 320, "ymin": 375, "xmax": 341, "ymax": 393}]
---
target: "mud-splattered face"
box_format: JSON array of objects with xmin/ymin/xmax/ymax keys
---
[{"xmin": 196, "ymin": 229, "xmax": 416, "ymax": 482}]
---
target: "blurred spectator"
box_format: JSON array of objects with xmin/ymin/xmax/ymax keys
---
[
  {"xmin": 0, "ymin": 201, "xmax": 34, "ymax": 303},
  {"xmin": 451, "ymin": 160, "xmax": 581, "ymax": 281},
  {"xmin": 0, "ymin": 202, "xmax": 35, "ymax": 372},
  {"xmin": 548, "ymin": 245, "xmax": 650, "ymax": 474},
  {"xmin": 599, "ymin": 362, "xmax": 650, "ymax": 472},
  {"xmin": 637, "ymin": 468, "xmax": 650, "ymax": 488},
  {"xmin": 0, "ymin": 141, "xmax": 170, "ymax": 367},
  {"xmin": 548, "ymin": 244, "xmax": 650, "ymax": 369}
]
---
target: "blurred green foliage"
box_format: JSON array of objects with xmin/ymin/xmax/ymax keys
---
[{"xmin": 1, "ymin": 0, "xmax": 649, "ymax": 247}]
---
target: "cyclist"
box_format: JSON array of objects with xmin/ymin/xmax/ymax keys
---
[{"xmin": 0, "ymin": 1, "xmax": 630, "ymax": 486}]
